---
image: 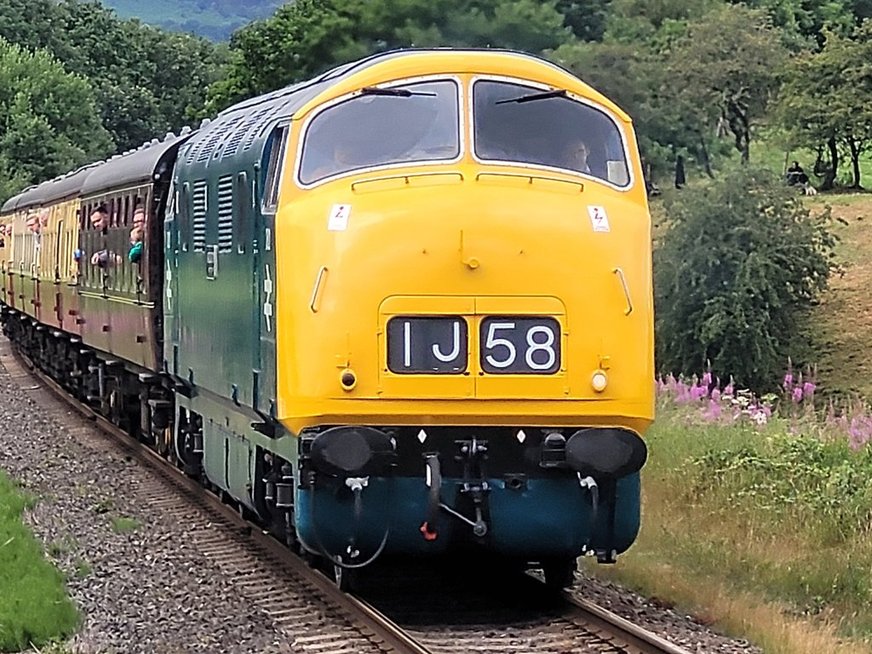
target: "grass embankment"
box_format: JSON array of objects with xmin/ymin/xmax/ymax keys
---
[
  {"xmin": 807, "ymin": 193, "xmax": 872, "ymax": 399},
  {"xmin": 588, "ymin": 402, "xmax": 872, "ymax": 654},
  {"xmin": 0, "ymin": 471, "xmax": 78, "ymax": 652}
]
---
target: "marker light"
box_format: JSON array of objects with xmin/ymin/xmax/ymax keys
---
[
  {"xmin": 340, "ymin": 369, "xmax": 357, "ymax": 391},
  {"xmin": 591, "ymin": 370, "xmax": 608, "ymax": 393}
]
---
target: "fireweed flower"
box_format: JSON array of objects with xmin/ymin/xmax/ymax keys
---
[{"xmin": 656, "ymin": 367, "xmax": 872, "ymax": 451}]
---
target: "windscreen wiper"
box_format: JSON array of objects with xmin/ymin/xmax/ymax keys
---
[
  {"xmin": 495, "ymin": 89, "xmax": 568, "ymax": 104},
  {"xmin": 361, "ymin": 86, "xmax": 437, "ymax": 97}
]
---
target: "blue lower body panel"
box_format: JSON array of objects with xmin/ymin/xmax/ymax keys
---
[{"xmin": 295, "ymin": 474, "xmax": 640, "ymax": 562}]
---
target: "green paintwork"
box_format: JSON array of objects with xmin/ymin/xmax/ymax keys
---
[{"xmin": 165, "ymin": 124, "xmax": 277, "ymax": 419}]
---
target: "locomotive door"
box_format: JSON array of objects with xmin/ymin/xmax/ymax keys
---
[
  {"xmin": 164, "ymin": 182, "xmax": 181, "ymax": 376},
  {"xmin": 252, "ymin": 125, "xmax": 286, "ymax": 418}
]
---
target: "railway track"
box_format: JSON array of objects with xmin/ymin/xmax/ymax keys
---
[{"xmin": 2, "ymin": 338, "xmax": 693, "ymax": 654}]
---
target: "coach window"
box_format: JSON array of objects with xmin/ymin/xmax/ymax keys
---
[
  {"xmin": 262, "ymin": 125, "xmax": 289, "ymax": 214},
  {"xmin": 298, "ymin": 79, "xmax": 461, "ymax": 185},
  {"xmin": 472, "ymin": 79, "xmax": 631, "ymax": 188}
]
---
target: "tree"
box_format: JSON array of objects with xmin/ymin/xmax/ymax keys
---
[
  {"xmin": 654, "ymin": 167, "xmax": 836, "ymax": 391},
  {"xmin": 554, "ymin": 0, "xmax": 612, "ymax": 41},
  {"xmin": 664, "ymin": 5, "xmax": 787, "ymax": 164},
  {"xmin": 778, "ymin": 21, "xmax": 872, "ymax": 189},
  {"xmin": 206, "ymin": 0, "xmax": 572, "ymax": 111},
  {"xmin": 0, "ymin": 0, "xmax": 221, "ymax": 152},
  {"xmin": 0, "ymin": 37, "xmax": 112, "ymax": 204},
  {"xmin": 730, "ymin": 0, "xmax": 862, "ymax": 48},
  {"xmin": 53, "ymin": 0, "xmax": 221, "ymax": 151}
]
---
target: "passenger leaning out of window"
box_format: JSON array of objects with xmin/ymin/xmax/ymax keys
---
[
  {"xmin": 128, "ymin": 208, "xmax": 145, "ymax": 263},
  {"xmin": 88, "ymin": 205, "xmax": 121, "ymax": 268}
]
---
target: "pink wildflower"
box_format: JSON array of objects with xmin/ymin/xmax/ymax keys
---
[
  {"xmin": 792, "ymin": 386, "xmax": 803, "ymax": 403},
  {"xmin": 690, "ymin": 383, "xmax": 708, "ymax": 401},
  {"xmin": 703, "ymin": 399, "xmax": 722, "ymax": 421}
]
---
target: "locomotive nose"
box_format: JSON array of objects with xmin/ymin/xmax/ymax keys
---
[{"xmin": 564, "ymin": 428, "xmax": 648, "ymax": 479}]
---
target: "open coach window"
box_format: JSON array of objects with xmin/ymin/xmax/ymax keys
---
[
  {"xmin": 298, "ymin": 79, "xmax": 461, "ymax": 185},
  {"xmin": 473, "ymin": 79, "xmax": 631, "ymax": 187}
]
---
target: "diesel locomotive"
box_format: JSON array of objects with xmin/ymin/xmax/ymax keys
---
[{"xmin": 0, "ymin": 48, "xmax": 654, "ymax": 589}]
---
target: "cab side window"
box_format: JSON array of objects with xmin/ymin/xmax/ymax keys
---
[{"xmin": 262, "ymin": 125, "xmax": 289, "ymax": 214}]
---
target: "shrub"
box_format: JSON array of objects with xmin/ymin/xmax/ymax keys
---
[{"xmin": 654, "ymin": 167, "xmax": 836, "ymax": 392}]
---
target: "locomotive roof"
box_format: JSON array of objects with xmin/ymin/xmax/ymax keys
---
[
  {"xmin": 175, "ymin": 48, "xmax": 602, "ymax": 180},
  {"xmin": 3, "ymin": 49, "xmax": 621, "ymax": 213}
]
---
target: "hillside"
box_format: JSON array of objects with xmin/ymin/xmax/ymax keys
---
[
  {"xmin": 808, "ymin": 194, "xmax": 872, "ymax": 399},
  {"xmin": 100, "ymin": 0, "xmax": 283, "ymax": 40}
]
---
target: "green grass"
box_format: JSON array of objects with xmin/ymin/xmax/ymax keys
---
[
  {"xmin": 0, "ymin": 471, "xmax": 78, "ymax": 651},
  {"xmin": 587, "ymin": 405, "xmax": 872, "ymax": 653},
  {"xmin": 800, "ymin": 193, "xmax": 872, "ymax": 399},
  {"xmin": 109, "ymin": 516, "xmax": 141, "ymax": 534}
]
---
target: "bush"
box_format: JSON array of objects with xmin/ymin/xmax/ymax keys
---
[{"xmin": 654, "ymin": 167, "xmax": 836, "ymax": 391}]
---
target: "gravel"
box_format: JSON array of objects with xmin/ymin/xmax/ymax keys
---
[
  {"xmin": 0, "ymin": 338, "xmax": 764, "ymax": 654},
  {"xmin": 572, "ymin": 566, "xmax": 763, "ymax": 653},
  {"xmin": 0, "ymin": 346, "xmax": 292, "ymax": 654}
]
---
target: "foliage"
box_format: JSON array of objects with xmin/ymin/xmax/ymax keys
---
[
  {"xmin": 55, "ymin": 1, "xmax": 221, "ymax": 151},
  {"xmin": 605, "ymin": 398, "xmax": 872, "ymax": 648},
  {"xmin": 778, "ymin": 21, "xmax": 872, "ymax": 189},
  {"xmin": 662, "ymin": 5, "xmax": 787, "ymax": 164},
  {"xmin": 206, "ymin": 0, "xmax": 571, "ymax": 111},
  {"xmin": 654, "ymin": 167, "xmax": 836, "ymax": 391},
  {"xmin": 554, "ymin": 0, "xmax": 613, "ymax": 41},
  {"xmin": 101, "ymin": 0, "xmax": 283, "ymax": 41},
  {"xmin": 0, "ymin": 472, "xmax": 79, "ymax": 650},
  {"xmin": 689, "ymin": 431, "xmax": 872, "ymax": 541},
  {"xmin": 0, "ymin": 37, "xmax": 112, "ymax": 204},
  {"xmin": 0, "ymin": 0, "xmax": 221, "ymax": 153},
  {"xmin": 731, "ymin": 0, "xmax": 866, "ymax": 47},
  {"xmin": 603, "ymin": 0, "xmax": 716, "ymax": 46}
]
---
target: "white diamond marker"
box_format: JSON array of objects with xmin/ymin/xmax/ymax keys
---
[
  {"xmin": 516, "ymin": 429, "xmax": 527, "ymax": 444},
  {"xmin": 417, "ymin": 429, "xmax": 428, "ymax": 444}
]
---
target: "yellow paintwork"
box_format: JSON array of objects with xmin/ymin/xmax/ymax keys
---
[
  {"xmin": 3, "ymin": 198, "xmax": 80, "ymax": 322},
  {"xmin": 273, "ymin": 51, "xmax": 654, "ymax": 435}
]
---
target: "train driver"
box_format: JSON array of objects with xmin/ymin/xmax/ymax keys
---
[{"xmin": 562, "ymin": 139, "xmax": 592, "ymax": 174}]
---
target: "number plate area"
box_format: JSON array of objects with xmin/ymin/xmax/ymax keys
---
[
  {"xmin": 387, "ymin": 317, "xmax": 468, "ymax": 374},
  {"xmin": 480, "ymin": 317, "xmax": 561, "ymax": 374},
  {"xmin": 378, "ymin": 296, "xmax": 566, "ymax": 399},
  {"xmin": 385, "ymin": 316, "xmax": 561, "ymax": 375}
]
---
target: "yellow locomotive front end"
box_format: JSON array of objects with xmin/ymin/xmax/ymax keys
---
[{"xmin": 274, "ymin": 51, "xmax": 653, "ymax": 582}]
